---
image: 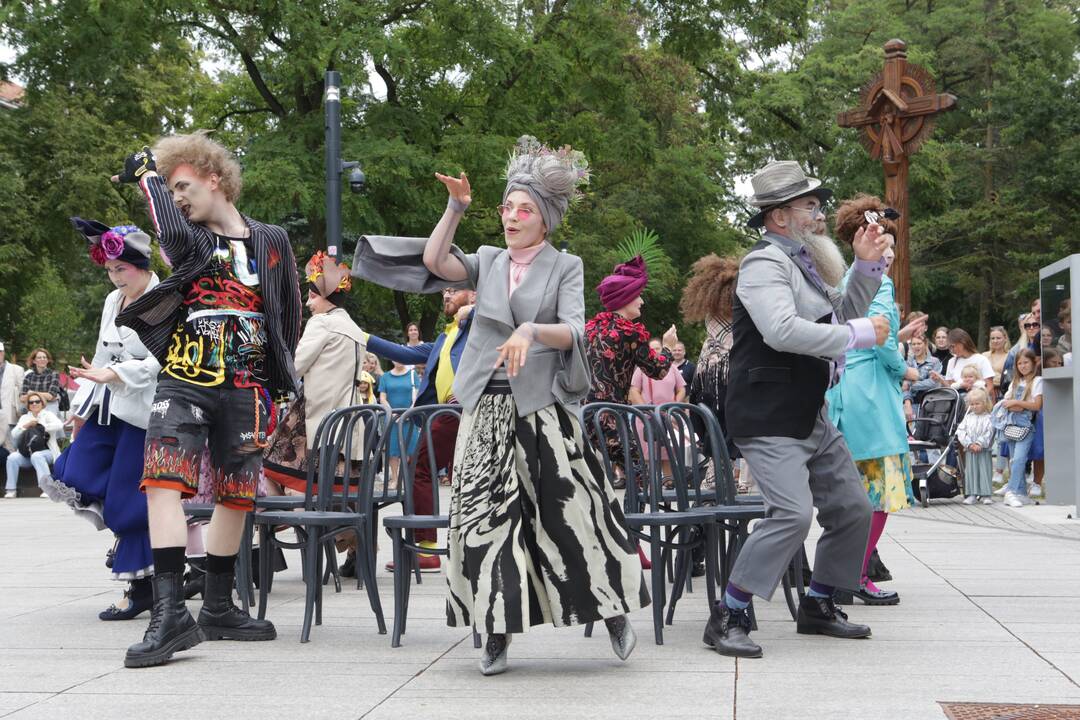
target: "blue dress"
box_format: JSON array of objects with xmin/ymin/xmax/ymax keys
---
[{"xmin": 379, "ymin": 370, "xmax": 420, "ymax": 457}]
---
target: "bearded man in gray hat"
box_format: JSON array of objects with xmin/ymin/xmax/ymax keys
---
[{"xmin": 703, "ymin": 160, "xmax": 892, "ymax": 658}]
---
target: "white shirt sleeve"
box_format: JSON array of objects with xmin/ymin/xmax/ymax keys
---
[{"xmin": 1033, "ymin": 376, "xmax": 1043, "ymax": 398}]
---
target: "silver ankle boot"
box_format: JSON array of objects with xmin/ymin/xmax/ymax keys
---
[
  {"xmin": 479, "ymin": 633, "xmax": 511, "ymax": 676},
  {"xmin": 604, "ymin": 615, "xmax": 637, "ymax": 661}
]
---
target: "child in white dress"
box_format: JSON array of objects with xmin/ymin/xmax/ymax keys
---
[{"xmin": 957, "ymin": 388, "xmax": 994, "ymax": 504}]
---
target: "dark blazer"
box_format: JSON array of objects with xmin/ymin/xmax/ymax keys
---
[
  {"xmin": 365, "ymin": 310, "xmax": 474, "ymax": 408},
  {"xmin": 116, "ymin": 175, "xmax": 302, "ymax": 396}
]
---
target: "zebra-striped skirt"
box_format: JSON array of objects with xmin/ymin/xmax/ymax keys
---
[{"xmin": 446, "ymin": 391, "xmax": 649, "ymax": 635}]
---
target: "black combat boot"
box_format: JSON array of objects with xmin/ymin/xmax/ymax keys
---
[
  {"xmin": 124, "ymin": 572, "xmax": 204, "ymax": 668},
  {"xmin": 197, "ymin": 569, "xmax": 277, "ymax": 641},
  {"xmin": 702, "ymin": 602, "xmax": 762, "ymax": 658}
]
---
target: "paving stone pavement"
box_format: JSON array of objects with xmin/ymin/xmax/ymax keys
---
[{"xmin": 2, "ymin": 494, "xmax": 1080, "ymax": 719}]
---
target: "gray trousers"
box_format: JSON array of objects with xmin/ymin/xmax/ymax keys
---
[{"xmin": 730, "ymin": 406, "xmax": 872, "ymax": 600}]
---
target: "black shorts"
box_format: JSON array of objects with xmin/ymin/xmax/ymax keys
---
[{"xmin": 141, "ymin": 378, "xmax": 268, "ymax": 510}]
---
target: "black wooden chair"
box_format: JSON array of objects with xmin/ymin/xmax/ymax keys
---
[
  {"xmin": 383, "ymin": 404, "xmax": 460, "ymax": 648},
  {"xmin": 581, "ymin": 402, "xmax": 716, "ymax": 645},
  {"xmin": 253, "ymin": 405, "xmax": 389, "ymax": 642}
]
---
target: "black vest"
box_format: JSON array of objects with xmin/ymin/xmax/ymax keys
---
[{"xmin": 724, "ymin": 240, "xmax": 833, "ymax": 440}]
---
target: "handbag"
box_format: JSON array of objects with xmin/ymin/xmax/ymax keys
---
[
  {"xmin": 17, "ymin": 423, "xmax": 48, "ymax": 456},
  {"xmin": 1002, "ymin": 423, "xmax": 1032, "ymax": 442}
]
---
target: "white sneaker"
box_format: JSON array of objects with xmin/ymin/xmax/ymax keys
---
[
  {"xmin": 962, "ymin": 495, "xmax": 977, "ymax": 505},
  {"xmin": 994, "ymin": 485, "xmax": 1010, "ymax": 496},
  {"xmin": 992, "ymin": 472, "xmax": 1004, "ymax": 485},
  {"xmin": 1028, "ymin": 483, "xmax": 1043, "ymax": 498},
  {"xmin": 3, "ymin": 490, "xmax": 15, "ymax": 499},
  {"xmin": 1004, "ymin": 493, "xmax": 1026, "ymax": 508},
  {"xmin": 981, "ymin": 496, "xmax": 994, "ymax": 505}
]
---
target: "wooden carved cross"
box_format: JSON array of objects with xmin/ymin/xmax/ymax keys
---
[{"xmin": 836, "ymin": 39, "xmax": 956, "ymax": 314}]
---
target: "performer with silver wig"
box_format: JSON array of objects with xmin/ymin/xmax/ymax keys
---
[{"xmin": 353, "ymin": 137, "xmax": 648, "ymax": 676}]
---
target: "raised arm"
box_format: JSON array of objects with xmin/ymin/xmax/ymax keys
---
[
  {"xmin": 423, "ymin": 172, "xmax": 472, "ymax": 282},
  {"xmin": 111, "ymin": 147, "xmax": 196, "ymax": 265},
  {"xmin": 365, "ymin": 335, "xmax": 434, "ymax": 366}
]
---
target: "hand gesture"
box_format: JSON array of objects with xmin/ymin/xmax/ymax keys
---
[
  {"xmin": 930, "ymin": 370, "xmax": 946, "ymax": 386},
  {"xmin": 69, "ymin": 356, "xmax": 119, "ymax": 385},
  {"xmin": 661, "ymin": 325, "xmax": 678, "ymax": 351},
  {"xmin": 455, "ymin": 303, "xmax": 474, "ymax": 324},
  {"xmin": 24, "ymin": 417, "xmax": 38, "ymax": 427},
  {"xmin": 851, "ymin": 222, "xmax": 891, "ymax": 262},
  {"xmin": 898, "ymin": 314, "xmax": 927, "ymax": 343},
  {"xmin": 870, "ymin": 315, "xmax": 890, "ymax": 346},
  {"xmin": 970, "ymin": 443, "xmax": 982, "ymax": 454},
  {"xmin": 112, "ymin": 146, "xmax": 157, "ymax": 183},
  {"xmin": 435, "ymin": 171, "xmax": 472, "ymax": 206},
  {"xmin": 494, "ymin": 323, "xmax": 534, "ymax": 378},
  {"xmin": 904, "ymin": 402, "xmax": 915, "ymax": 422}
]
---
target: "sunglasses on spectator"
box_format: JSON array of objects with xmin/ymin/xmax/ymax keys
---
[
  {"xmin": 1023, "ymin": 322, "xmax": 1040, "ymax": 329},
  {"xmin": 28, "ymin": 399, "xmax": 42, "ymax": 405},
  {"xmin": 497, "ymin": 204, "xmax": 536, "ymax": 221}
]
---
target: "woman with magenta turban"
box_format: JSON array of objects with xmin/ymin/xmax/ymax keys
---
[{"xmin": 585, "ymin": 256, "xmax": 679, "ymax": 488}]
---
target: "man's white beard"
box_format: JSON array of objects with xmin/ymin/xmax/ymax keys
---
[{"xmin": 792, "ymin": 226, "xmax": 848, "ymax": 288}]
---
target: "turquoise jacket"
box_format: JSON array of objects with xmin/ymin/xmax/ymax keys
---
[{"xmin": 825, "ymin": 271, "xmax": 909, "ymax": 461}]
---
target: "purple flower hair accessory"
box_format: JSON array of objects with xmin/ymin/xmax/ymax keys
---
[{"xmin": 100, "ymin": 230, "xmax": 125, "ymax": 260}]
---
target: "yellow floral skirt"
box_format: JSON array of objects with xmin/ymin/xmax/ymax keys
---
[{"xmin": 855, "ymin": 453, "xmax": 914, "ymax": 513}]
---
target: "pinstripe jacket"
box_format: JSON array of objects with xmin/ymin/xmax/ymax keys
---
[{"xmin": 116, "ymin": 175, "xmax": 303, "ymax": 397}]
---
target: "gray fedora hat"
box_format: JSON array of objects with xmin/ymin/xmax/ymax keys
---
[{"xmin": 746, "ymin": 160, "xmax": 832, "ymax": 229}]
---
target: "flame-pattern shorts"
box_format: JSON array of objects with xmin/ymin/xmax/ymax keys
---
[{"xmin": 141, "ymin": 378, "xmax": 268, "ymax": 511}]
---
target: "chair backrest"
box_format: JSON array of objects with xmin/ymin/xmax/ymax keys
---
[
  {"xmin": 370, "ymin": 408, "xmax": 409, "ymax": 506},
  {"xmin": 581, "ymin": 402, "xmax": 661, "ymax": 514},
  {"xmin": 310, "ymin": 404, "xmax": 390, "ymax": 513},
  {"xmin": 913, "ymin": 388, "xmax": 961, "ymax": 444},
  {"xmin": 654, "ymin": 402, "xmax": 737, "ymax": 507},
  {"xmin": 398, "ymin": 404, "xmax": 463, "ymax": 517}
]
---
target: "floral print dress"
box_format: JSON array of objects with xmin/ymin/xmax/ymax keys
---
[{"xmin": 584, "ymin": 311, "xmax": 671, "ymax": 476}]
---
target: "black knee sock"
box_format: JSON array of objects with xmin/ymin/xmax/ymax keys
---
[
  {"xmin": 206, "ymin": 553, "xmax": 238, "ymax": 575},
  {"xmin": 152, "ymin": 546, "xmax": 187, "ymax": 575}
]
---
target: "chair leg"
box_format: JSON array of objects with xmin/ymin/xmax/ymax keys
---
[
  {"xmin": 257, "ymin": 523, "xmax": 271, "ymax": 620},
  {"xmin": 300, "ymin": 528, "xmax": 320, "ymax": 643},
  {"xmin": 704, "ymin": 523, "xmax": 719, "ymax": 608},
  {"xmin": 666, "ymin": 530, "xmax": 691, "ymax": 626},
  {"xmin": 472, "ymin": 629, "xmax": 482, "ymax": 648},
  {"xmin": 391, "ymin": 529, "xmax": 406, "ymax": 647},
  {"xmin": 315, "ymin": 534, "xmax": 325, "ymax": 627},
  {"xmin": 648, "ymin": 529, "xmax": 664, "ymax": 645},
  {"xmin": 359, "ymin": 521, "xmax": 386, "ymax": 635},
  {"xmin": 236, "ymin": 513, "xmax": 254, "ymax": 611}
]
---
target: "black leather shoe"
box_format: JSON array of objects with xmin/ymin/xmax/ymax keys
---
[
  {"xmin": 197, "ymin": 570, "xmax": 276, "ymax": 641},
  {"xmin": 867, "ymin": 549, "xmax": 892, "ymax": 583},
  {"xmin": 852, "ymin": 584, "xmax": 899, "ymax": 606},
  {"xmin": 100, "ymin": 578, "xmax": 153, "ymax": 621},
  {"xmin": 796, "ymin": 595, "xmax": 871, "ymax": 638},
  {"xmin": 124, "ymin": 572, "xmax": 204, "ymax": 668},
  {"xmin": 340, "ymin": 551, "xmax": 356, "ymax": 578},
  {"xmin": 703, "ymin": 602, "xmax": 762, "ymax": 658}
]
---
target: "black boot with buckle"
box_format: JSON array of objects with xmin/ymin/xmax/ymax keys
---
[
  {"xmin": 124, "ymin": 572, "xmax": 204, "ymax": 668},
  {"xmin": 796, "ymin": 594, "xmax": 872, "ymax": 638},
  {"xmin": 703, "ymin": 602, "xmax": 762, "ymax": 658},
  {"xmin": 197, "ymin": 569, "xmax": 277, "ymax": 641}
]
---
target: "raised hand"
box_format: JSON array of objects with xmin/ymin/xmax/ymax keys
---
[
  {"xmin": 661, "ymin": 324, "xmax": 679, "ymax": 351},
  {"xmin": 111, "ymin": 146, "xmax": 157, "ymax": 183},
  {"xmin": 851, "ymin": 222, "xmax": 892, "ymax": 262},
  {"xmin": 897, "ymin": 314, "xmax": 927, "ymax": 343},
  {"xmin": 435, "ymin": 171, "xmax": 472, "ymax": 206}
]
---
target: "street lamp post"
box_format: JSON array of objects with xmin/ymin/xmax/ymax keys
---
[{"xmin": 324, "ymin": 70, "xmax": 363, "ymax": 259}]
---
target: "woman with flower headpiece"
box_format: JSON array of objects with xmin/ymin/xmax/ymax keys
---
[
  {"xmin": 585, "ymin": 256, "xmax": 678, "ymax": 489},
  {"xmin": 353, "ymin": 136, "xmax": 647, "ymax": 675},
  {"xmin": 41, "ymin": 219, "xmax": 161, "ymax": 621}
]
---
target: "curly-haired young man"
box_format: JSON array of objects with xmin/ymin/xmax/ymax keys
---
[{"xmin": 112, "ymin": 134, "xmax": 301, "ymax": 667}]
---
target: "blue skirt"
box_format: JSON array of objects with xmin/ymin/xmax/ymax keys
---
[{"xmin": 48, "ymin": 415, "xmax": 152, "ymax": 579}]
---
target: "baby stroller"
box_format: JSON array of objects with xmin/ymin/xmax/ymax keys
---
[{"xmin": 907, "ymin": 387, "xmax": 965, "ymax": 507}]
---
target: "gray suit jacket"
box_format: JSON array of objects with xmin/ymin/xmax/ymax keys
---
[
  {"xmin": 351, "ymin": 236, "xmax": 590, "ymax": 416},
  {"xmin": 736, "ymin": 232, "xmax": 880, "ymax": 360}
]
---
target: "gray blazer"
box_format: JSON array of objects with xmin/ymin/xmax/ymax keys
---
[
  {"xmin": 737, "ymin": 232, "xmax": 880, "ymax": 359},
  {"xmin": 351, "ymin": 236, "xmax": 590, "ymax": 416}
]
